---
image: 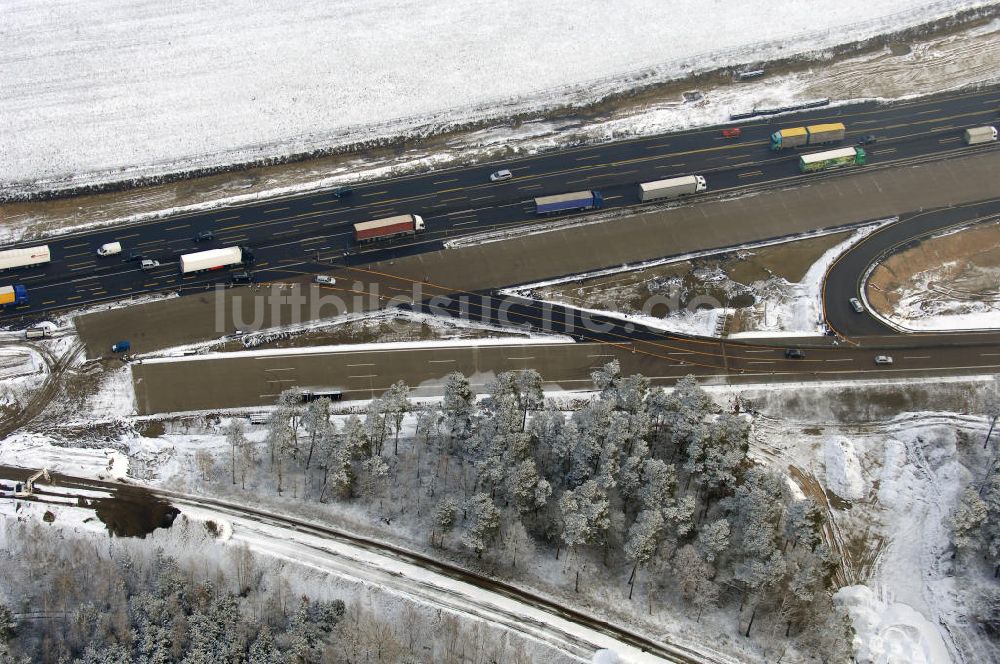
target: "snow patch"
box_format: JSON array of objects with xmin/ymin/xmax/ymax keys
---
[
  {"xmin": 824, "ymin": 436, "xmax": 866, "ymax": 501},
  {"xmin": 835, "ymin": 585, "xmax": 951, "ymax": 664}
]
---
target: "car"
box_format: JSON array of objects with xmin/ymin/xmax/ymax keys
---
[
  {"xmin": 784, "ymin": 348, "xmax": 805, "ymax": 359},
  {"xmin": 721, "ymin": 127, "xmax": 742, "ymax": 138},
  {"xmin": 125, "ymin": 251, "xmax": 145, "ymax": 262},
  {"xmin": 140, "ymin": 259, "xmax": 160, "ymax": 271},
  {"xmin": 314, "ymin": 275, "xmax": 336, "ymax": 285},
  {"xmin": 331, "ymin": 186, "xmax": 354, "ymax": 199},
  {"xmin": 111, "ymin": 340, "xmax": 131, "ymax": 353},
  {"xmin": 230, "ymin": 271, "xmax": 253, "ymax": 285},
  {"xmin": 857, "ymin": 134, "xmax": 877, "ymax": 145},
  {"xmin": 874, "ymin": 355, "xmax": 894, "ymax": 365},
  {"xmin": 849, "ymin": 297, "xmax": 864, "ymax": 313},
  {"xmin": 489, "ymin": 169, "xmax": 513, "ymax": 182},
  {"xmin": 193, "ymin": 230, "xmax": 215, "ymax": 242}
]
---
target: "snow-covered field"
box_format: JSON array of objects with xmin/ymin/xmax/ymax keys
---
[{"xmin": 2, "ymin": 0, "xmax": 993, "ymax": 197}]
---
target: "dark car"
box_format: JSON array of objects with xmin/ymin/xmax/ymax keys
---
[
  {"xmin": 194, "ymin": 230, "xmax": 215, "ymax": 242},
  {"xmin": 125, "ymin": 251, "xmax": 145, "ymax": 262},
  {"xmin": 331, "ymin": 186, "xmax": 354, "ymax": 199},
  {"xmin": 784, "ymin": 348, "xmax": 805, "ymax": 359},
  {"xmin": 230, "ymin": 271, "xmax": 254, "ymax": 285},
  {"xmin": 857, "ymin": 134, "xmax": 877, "ymax": 145}
]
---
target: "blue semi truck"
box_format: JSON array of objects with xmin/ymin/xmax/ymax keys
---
[{"xmin": 534, "ymin": 190, "xmax": 603, "ymax": 215}]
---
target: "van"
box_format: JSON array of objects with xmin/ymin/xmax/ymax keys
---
[
  {"xmin": 97, "ymin": 242, "xmax": 122, "ymax": 257},
  {"xmin": 111, "ymin": 340, "xmax": 131, "ymax": 353},
  {"xmin": 140, "ymin": 259, "xmax": 160, "ymax": 271}
]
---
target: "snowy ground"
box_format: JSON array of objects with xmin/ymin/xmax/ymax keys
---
[
  {"xmin": 867, "ymin": 220, "xmax": 1000, "ymax": 333},
  {"xmin": 507, "ymin": 221, "xmax": 890, "ymax": 338},
  {"xmin": 742, "ymin": 378, "xmax": 1000, "ymax": 664},
  {"xmin": 2, "ymin": 0, "xmax": 994, "ymax": 199}
]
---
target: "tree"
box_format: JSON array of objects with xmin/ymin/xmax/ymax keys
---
[
  {"xmin": 247, "ymin": 626, "xmax": 282, "ymax": 664},
  {"xmin": 226, "ymin": 419, "xmax": 248, "ymax": 485},
  {"xmin": 784, "ymin": 498, "xmax": 825, "ymax": 551},
  {"xmin": 559, "ymin": 480, "xmax": 611, "ymax": 551},
  {"xmin": 382, "ymin": 381, "xmax": 412, "ymax": 455},
  {"xmin": 695, "ymin": 518, "xmax": 730, "ymax": 564},
  {"xmin": 506, "ymin": 459, "xmax": 552, "ymax": 515},
  {"xmin": 515, "ymin": 369, "xmax": 545, "ymax": 431},
  {"xmin": 624, "ymin": 509, "xmax": 663, "ymax": 598},
  {"xmin": 685, "ymin": 413, "xmax": 749, "ymax": 494},
  {"xmin": 433, "ymin": 497, "xmax": 459, "ymax": 547},
  {"xmin": 951, "ymin": 486, "xmax": 988, "ymax": 553},
  {"xmin": 301, "ymin": 397, "xmax": 333, "ymax": 470},
  {"xmin": 442, "ymin": 372, "xmax": 475, "ymax": 445},
  {"xmin": 672, "ymin": 544, "xmax": 711, "ymax": 600},
  {"xmin": 462, "ymin": 493, "xmax": 501, "ymax": 558},
  {"xmin": 0, "ymin": 605, "xmax": 14, "ymax": 643}
]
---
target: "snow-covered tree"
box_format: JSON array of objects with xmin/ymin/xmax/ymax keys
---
[
  {"xmin": 225, "ymin": 418, "xmax": 248, "ymax": 486},
  {"xmin": 695, "ymin": 518, "xmax": 731, "ymax": 564},
  {"xmin": 382, "ymin": 381, "xmax": 412, "ymax": 455},
  {"xmin": 951, "ymin": 486, "xmax": 988, "ymax": 553},
  {"xmin": 462, "ymin": 493, "xmax": 501, "ymax": 558},
  {"xmin": 506, "ymin": 459, "xmax": 552, "ymax": 515},
  {"xmin": 686, "ymin": 413, "xmax": 749, "ymax": 493},
  {"xmin": 442, "ymin": 372, "xmax": 475, "ymax": 444},
  {"xmin": 672, "ymin": 544, "xmax": 711, "ymax": 600},
  {"xmin": 301, "ymin": 396, "xmax": 333, "ymax": 470},
  {"xmin": 558, "ymin": 480, "xmax": 611, "ymax": 551},
  {"xmin": 638, "ymin": 459, "xmax": 677, "ymax": 511},
  {"xmin": 784, "ymin": 498, "xmax": 825, "ymax": 552},
  {"xmin": 624, "ymin": 509, "xmax": 664, "ymax": 597},
  {"xmin": 433, "ymin": 497, "xmax": 459, "ymax": 546}
]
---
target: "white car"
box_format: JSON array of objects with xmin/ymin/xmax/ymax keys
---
[
  {"xmin": 849, "ymin": 297, "xmax": 864, "ymax": 313},
  {"xmin": 874, "ymin": 355, "xmax": 893, "ymax": 366},
  {"xmin": 489, "ymin": 169, "xmax": 513, "ymax": 182},
  {"xmin": 314, "ymin": 275, "xmax": 336, "ymax": 285}
]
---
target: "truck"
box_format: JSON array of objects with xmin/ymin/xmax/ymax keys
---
[
  {"xmin": 964, "ymin": 126, "xmax": 997, "ymax": 145},
  {"xmin": 0, "ymin": 245, "xmax": 51, "ymax": 271},
  {"xmin": 770, "ymin": 122, "xmax": 846, "ymax": 150},
  {"xmin": 353, "ymin": 214, "xmax": 425, "ymax": 243},
  {"xmin": 638, "ymin": 175, "xmax": 707, "ymax": 202},
  {"xmin": 798, "ymin": 147, "xmax": 866, "ymax": 173},
  {"xmin": 0, "ymin": 284, "xmax": 28, "ymax": 307},
  {"xmin": 97, "ymin": 242, "xmax": 122, "ymax": 257},
  {"xmin": 179, "ymin": 246, "xmax": 244, "ymax": 274},
  {"xmin": 534, "ymin": 190, "xmax": 603, "ymax": 215}
]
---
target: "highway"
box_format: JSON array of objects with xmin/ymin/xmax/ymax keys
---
[{"xmin": 3, "ymin": 86, "xmax": 1000, "ymax": 321}]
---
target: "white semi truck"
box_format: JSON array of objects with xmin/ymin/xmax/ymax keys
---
[
  {"xmin": 0, "ymin": 245, "xmax": 51, "ymax": 271},
  {"xmin": 179, "ymin": 246, "xmax": 244, "ymax": 274},
  {"xmin": 638, "ymin": 175, "xmax": 707, "ymax": 202},
  {"xmin": 964, "ymin": 126, "xmax": 998, "ymax": 145}
]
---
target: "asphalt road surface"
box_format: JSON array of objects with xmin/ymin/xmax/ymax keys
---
[
  {"xmin": 4, "ymin": 86, "xmax": 1000, "ymax": 321},
  {"xmin": 824, "ymin": 197, "xmax": 1000, "ymax": 337}
]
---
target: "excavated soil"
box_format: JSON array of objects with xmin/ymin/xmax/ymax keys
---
[{"xmin": 867, "ymin": 219, "xmax": 1000, "ymax": 317}]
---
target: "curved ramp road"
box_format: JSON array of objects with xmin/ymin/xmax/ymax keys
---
[
  {"xmin": 3, "ymin": 87, "xmax": 1000, "ymax": 320},
  {"xmin": 823, "ymin": 197, "xmax": 1000, "ymax": 337}
]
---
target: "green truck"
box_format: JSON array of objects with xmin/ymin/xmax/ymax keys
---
[{"xmin": 798, "ymin": 147, "xmax": 866, "ymax": 173}]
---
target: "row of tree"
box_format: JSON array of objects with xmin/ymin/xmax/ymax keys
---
[{"xmin": 211, "ymin": 362, "xmax": 853, "ymax": 659}]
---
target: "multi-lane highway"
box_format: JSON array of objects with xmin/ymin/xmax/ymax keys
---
[{"xmin": 3, "ymin": 86, "xmax": 1000, "ymax": 321}]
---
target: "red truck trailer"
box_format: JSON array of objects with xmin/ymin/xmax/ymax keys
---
[{"xmin": 353, "ymin": 215, "xmax": 425, "ymax": 243}]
